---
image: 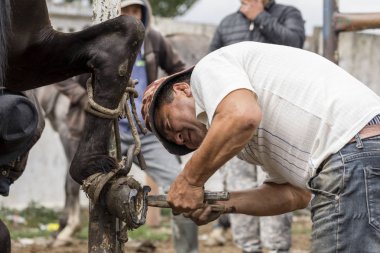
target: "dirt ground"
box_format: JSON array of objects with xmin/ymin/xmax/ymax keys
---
[{"xmin": 11, "ymin": 214, "xmax": 311, "ymax": 253}]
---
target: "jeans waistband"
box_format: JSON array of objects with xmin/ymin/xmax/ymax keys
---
[{"xmin": 317, "ymin": 115, "xmax": 380, "ymax": 173}]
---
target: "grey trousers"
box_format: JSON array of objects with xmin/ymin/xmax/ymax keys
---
[
  {"xmin": 120, "ymin": 131, "xmax": 199, "ymax": 253},
  {"xmin": 221, "ymin": 157, "xmax": 292, "ymax": 253}
]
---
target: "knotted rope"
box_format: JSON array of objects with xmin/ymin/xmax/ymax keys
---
[{"xmin": 83, "ymin": 75, "xmax": 149, "ymax": 209}]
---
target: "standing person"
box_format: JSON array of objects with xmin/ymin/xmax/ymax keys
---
[
  {"xmin": 208, "ymin": 1, "xmax": 305, "ymax": 252},
  {"xmin": 209, "ymin": 0, "xmax": 305, "ymax": 51},
  {"xmin": 118, "ymin": 0, "xmax": 200, "ymax": 252},
  {"xmin": 141, "ymin": 41, "xmax": 380, "ymax": 253}
]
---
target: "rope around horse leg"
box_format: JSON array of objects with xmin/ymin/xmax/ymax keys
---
[
  {"xmin": 123, "ymin": 98, "xmax": 141, "ymax": 156},
  {"xmin": 114, "ymin": 118, "xmax": 122, "ymax": 161},
  {"xmin": 125, "ymin": 87, "xmax": 147, "ymax": 135}
]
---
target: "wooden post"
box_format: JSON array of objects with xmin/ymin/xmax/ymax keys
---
[
  {"xmin": 92, "ymin": 0, "xmax": 120, "ymax": 25},
  {"xmin": 323, "ymin": 0, "xmax": 339, "ymax": 63},
  {"xmin": 323, "ymin": 0, "xmax": 380, "ymax": 64}
]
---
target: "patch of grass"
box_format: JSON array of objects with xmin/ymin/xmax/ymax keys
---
[
  {"xmin": 77, "ymin": 221, "xmax": 170, "ymax": 242},
  {"xmin": 0, "ymin": 201, "xmax": 61, "ymax": 239},
  {"xmin": 76, "ymin": 225, "xmax": 89, "ymax": 240},
  {"xmin": 161, "ymin": 208, "xmax": 171, "ymax": 217},
  {"xmin": 1, "ymin": 203, "xmax": 171, "ymax": 242},
  {"xmin": 10, "ymin": 228, "xmax": 53, "ymax": 239},
  {"xmin": 76, "ymin": 212, "xmax": 89, "ymax": 240},
  {"xmin": 129, "ymin": 224, "xmax": 170, "ymax": 241},
  {"xmin": 18, "ymin": 201, "xmax": 59, "ymax": 227}
]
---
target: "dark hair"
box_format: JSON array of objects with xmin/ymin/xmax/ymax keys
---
[
  {"xmin": 153, "ymin": 74, "xmax": 190, "ymax": 137},
  {"xmin": 155, "ymin": 74, "xmax": 191, "ymax": 111}
]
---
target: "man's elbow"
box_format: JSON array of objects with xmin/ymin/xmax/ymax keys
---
[
  {"xmin": 292, "ymin": 187, "xmax": 311, "ymax": 210},
  {"xmin": 239, "ymin": 109, "xmax": 262, "ymax": 134}
]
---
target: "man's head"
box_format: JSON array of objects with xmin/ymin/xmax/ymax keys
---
[
  {"xmin": 141, "ymin": 67, "xmax": 207, "ymax": 155},
  {"xmin": 239, "ymin": 0, "xmax": 271, "ymax": 20},
  {"xmin": 120, "ymin": 0, "xmax": 145, "ymax": 22}
]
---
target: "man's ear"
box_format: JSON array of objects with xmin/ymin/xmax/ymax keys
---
[{"xmin": 173, "ymin": 82, "xmax": 192, "ymax": 97}]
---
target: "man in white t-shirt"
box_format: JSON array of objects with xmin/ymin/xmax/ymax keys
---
[{"xmin": 141, "ymin": 41, "xmax": 380, "ymax": 253}]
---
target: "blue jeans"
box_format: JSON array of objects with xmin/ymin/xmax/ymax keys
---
[{"xmin": 308, "ymin": 135, "xmax": 380, "ymax": 253}]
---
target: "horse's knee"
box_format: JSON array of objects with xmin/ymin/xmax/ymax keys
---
[
  {"xmin": 92, "ymin": 16, "xmax": 144, "ymax": 67},
  {"xmin": 0, "ymin": 220, "xmax": 11, "ymax": 253},
  {"xmin": 70, "ymin": 155, "xmax": 116, "ymax": 185}
]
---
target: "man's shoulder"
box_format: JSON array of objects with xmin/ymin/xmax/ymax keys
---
[{"xmin": 270, "ymin": 3, "xmax": 302, "ymax": 16}]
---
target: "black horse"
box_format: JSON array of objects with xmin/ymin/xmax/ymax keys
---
[{"xmin": 0, "ymin": 0, "xmax": 144, "ymax": 251}]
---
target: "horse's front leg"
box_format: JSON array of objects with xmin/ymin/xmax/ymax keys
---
[
  {"xmin": 67, "ymin": 16, "xmax": 144, "ymax": 185},
  {"xmin": 67, "ymin": 17, "xmax": 151, "ymax": 231}
]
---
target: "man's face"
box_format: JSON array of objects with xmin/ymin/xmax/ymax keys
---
[
  {"xmin": 240, "ymin": 0, "xmax": 263, "ymax": 5},
  {"xmin": 155, "ymin": 83, "xmax": 207, "ymax": 150},
  {"xmin": 121, "ymin": 4, "xmax": 143, "ymax": 21},
  {"xmin": 239, "ymin": 0, "xmax": 264, "ymax": 20}
]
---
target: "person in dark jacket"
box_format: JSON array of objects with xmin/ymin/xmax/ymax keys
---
[
  {"xmin": 209, "ymin": 0, "xmax": 305, "ymax": 51},
  {"xmin": 207, "ymin": 1, "xmax": 305, "ymax": 253},
  {"xmin": 118, "ymin": 1, "xmax": 199, "ymax": 252}
]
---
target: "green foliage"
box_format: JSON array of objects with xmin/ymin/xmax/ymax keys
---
[
  {"xmin": 0, "ymin": 201, "xmax": 61, "ymax": 239},
  {"xmin": 10, "ymin": 228, "xmax": 53, "ymax": 240},
  {"xmin": 160, "ymin": 208, "xmax": 171, "ymax": 217},
  {"xmin": 0, "ymin": 201, "xmax": 59, "ymax": 227},
  {"xmin": 77, "ymin": 218, "xmax": 170, "ymax": 241},
  {"xmin": 18, "ymin": 201, "xmax": 59, "ymax": 227},
  {"xmin": 1, "ymin": 203, "xmax": 171, "ymax": 241},
  {"xmin": 150, "ymin": 0, "xmax": 198, "ymax": 17},
  {"xmin": 128, "ymin": 225, "xmax": 170, "ymax": 241}
]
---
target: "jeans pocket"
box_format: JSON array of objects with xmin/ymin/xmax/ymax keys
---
[
  {"xmin": 364, "ymin": 166, "xmax": 380, "ymax": 232},
  {"xmin": 307, "ymin": 168, "xmax": 342, "ymax": 200}
]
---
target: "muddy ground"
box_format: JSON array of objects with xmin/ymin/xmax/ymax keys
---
[{"xmin": 11, "ymin": 214, "xmax": 311, "ymax": 253}]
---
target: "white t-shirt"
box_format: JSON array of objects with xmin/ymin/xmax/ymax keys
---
[{"xmin": 191, "ymin": 41, "xmax": 380, "ymax": 189}]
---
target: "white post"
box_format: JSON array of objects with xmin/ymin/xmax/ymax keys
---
[{"xmin": 93, "ymin": 0, "xmax": 121, "ymax": 25}]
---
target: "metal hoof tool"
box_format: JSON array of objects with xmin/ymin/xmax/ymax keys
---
[{"xmin": 146, "ymin": 191, "xmax": 230, "ymax": 212}]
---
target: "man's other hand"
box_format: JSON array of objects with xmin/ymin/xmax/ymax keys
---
[{"xmin": 184, "ymin": 205, "xmax": 223, "ymax": 226}]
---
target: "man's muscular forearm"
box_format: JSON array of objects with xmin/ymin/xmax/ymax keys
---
[
  {"xmin": 224, "ymin": 183, "xmax": 311, "ymax": 216},
  {"xmin": 187, "ymin": 182, "xmax": 311, "ymax": 226},
  {"xmin": 168, "ymin": 89, "xmax": 261, "ymax": 212},
  {"xmin": 183, "ymin": 89, "xmax": 261, "ymax": 186}
]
